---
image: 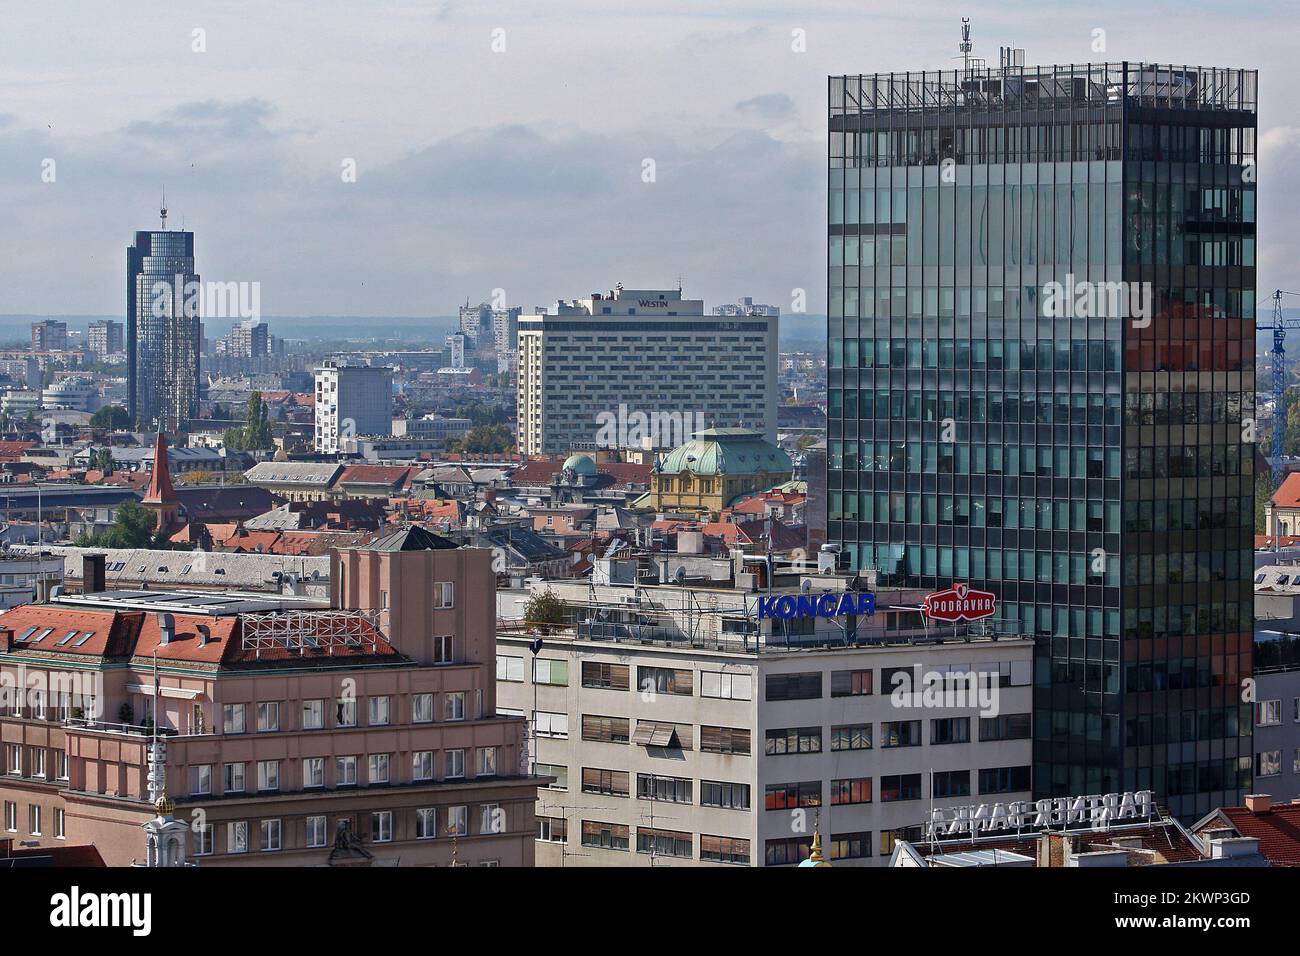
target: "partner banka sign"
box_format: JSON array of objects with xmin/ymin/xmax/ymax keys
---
[
  {"xmin": 927, "ymin": 790, "xmax": 1156, "ymax": 839},
  {"xmin": 922, "ymin": 584, "xmax": 996, "ymax": 623},
  {"xmin": 757, "ymin": 591, "xmax": 875, "ymax": 621}
]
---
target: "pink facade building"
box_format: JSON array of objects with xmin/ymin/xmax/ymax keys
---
[{"xmin": 0, "ymin": 527, "xmax": 539, "ymax": 866}]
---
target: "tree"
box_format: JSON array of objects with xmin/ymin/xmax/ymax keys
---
[
  {"xmin": 75, "ymin": 499, "xmax": 160, "ymax": 549},
  {"xmin": 90, "ymin": 405, "xmax": 131, "ymax": 430},
  {"xmin": 523, "ymin": 589, "xmax": 569, "ymax": 633},
  {"xmin": 1257, "ymin": 471, "xmax": 1275, "ymax": 535},
  {"xmin": 182, "ymin": 469, "xmax": 215, "ymax": 485},
  {"xmin": 450, "ymin": 424, "xmax": 514, "ymax": 455},
  {"xmin": 243, "ymin": 391, "xmax": 274, "ymax": 450}
]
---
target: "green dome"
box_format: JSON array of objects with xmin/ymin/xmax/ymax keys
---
[
  {"xmin": 658, "ymin": 428, "xmax": 791, "ymax": 477},
  {"xmin": 563, "ymin": 453, "xmax": 598, "ymax": 475}
]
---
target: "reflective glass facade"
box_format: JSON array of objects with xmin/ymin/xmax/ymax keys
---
[
  {"xmin": 827, "ymin": 63, "xmax": 1256, "ymax": 820},
  {"xmin": 127, "ymin": 230, "xmax": 200, "ymax": 433}
]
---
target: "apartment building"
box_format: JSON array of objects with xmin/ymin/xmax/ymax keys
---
[
  {"xmin": 497, "ymin": 557, "xmax": 1033, "ymax": 866},
  {"xmin": 314, "ymin": 363, "xmax": 393, "ymax": 454},
  {"xmin": 0, "ymin": 528, "xmax": 538, "ymax": 866}
]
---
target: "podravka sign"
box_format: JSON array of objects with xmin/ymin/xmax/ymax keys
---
[{"xmin": 922, "ymin": 583, "xmax": 996, "ymax": 623}]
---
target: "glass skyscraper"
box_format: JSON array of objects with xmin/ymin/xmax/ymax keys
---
[
  {"xmin": 827, "ymin": 62, "xmax": 1256, "ymax": 820},
  {"xmin": 127, "ymin": 227, "xmax": 200, "ymax": 433}
]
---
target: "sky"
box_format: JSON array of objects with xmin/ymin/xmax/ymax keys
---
[{"xmin": 0, "ymin": 0, "xmax": 1295, "ymax": 325}]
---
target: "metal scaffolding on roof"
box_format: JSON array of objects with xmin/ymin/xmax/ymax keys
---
[{"xmin": 239, "ymin": 608, "xmax": 384, "ymax": 659}]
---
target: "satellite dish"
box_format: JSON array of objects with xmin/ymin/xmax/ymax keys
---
[
  {"xmin": 790, "ymin": 547, "xmax": 807, "ymax": 561},
  {"xmin": 674, "ymin": 566, "xmax": 687, "ymax": 583},
  {"xmin": 800, "ymin": 579, "xmax": 812, "ymax": 593}
]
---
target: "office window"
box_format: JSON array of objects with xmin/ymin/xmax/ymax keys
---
[
  {"xmin": 434, "ymin": 635, "xmax": 455, "ymax": 663},
  {"xmin": 55, "ymin": 750, "xmax": 68, "ymax": 781},
  {"xmin": 537, "ymin": 816, "xmax": 568, "ymax": 843},
  {"xmin": 306, "ymin": 815, "xmax": 328, "ymax": 848},
  {"xmin": 581, "ymin": 820, "xmax": 629, "ymax": 851},
  {"xmin": 4, "ymin": 744, "xmax": 19, "ymax": 775},
  {"xmin": 446, "ymin": 749, "xmax": 465, "ymax": 780},
  {"xmin": 933, "ymin": 769, "xmax": 972, "ymax": 798},
  {"xmin": 413, "ymin": 693, "xmax": 434, "ymax": 723},
  {"xmin": 830, "ymin": 831, "xmax": 871, "ymax": 861},
  {"xmin": 1257, "ymin": 751, "xmax": 1282, "ymax": 777},
  {"xmin": 256, "ymin": 701, "xmax": 279, "ymax": 733},
  {"xmin": 765, "ymin": 837, "xmax": 812, "ymax": 866},
  {"xmin": 29, "ymin": 748, "xmax": 45, "ymax": 778},
  {"xmin": 368, "ymin": 696, "xmax": 391, "ymax": 726},
  {"xmin": 700, "ymin": 835, "xmax": 750, "ymax": 865},
  {"xmin": 227, "ymin": 821, "xmax": 249, "ymax": 854},
  {"xmin": 223, "ymin": 762, "xmax": 246, "ymax": 794},
  {"xmin": 445, "ymin": 692, "xmax": 465, "ymax": 721},
  {"xmin": 534, "ymin": 659, "xmax": 569, "ymax": 686},
  {"xmin": 636, "ymin": 773, "xmax": 692, "ymax": 803},
  {"xmin": 497, "ymin": 655, "xmax": 525, "ymax": 682},
  {"xmin": 534, "ymin": 711, "xmax": 569, "ymax": 738},
  {"xmin": 831, "ymin": 669, "xmax": 873, "ymax": 697},
  {"xmin": 978, "ymin": 766, "xmax": 1032, "ymax": 794},
  {"xmin": 191, "ymin": 765, "xmax": 213, "ymax": 796},
  {"xmin": 336, "ymin": 698, "xmax": 357, "ymax": 728},
  {"xmin": 260, "ymin": 819, "xmax": 282, "ymax": 851},
  {"xmin": 479, "ymin": 803, "xmax": 502, "ymax": 834},
  {"xmin": 192, "ymin": 822, "xmax": 212, "ymax": 855},
  {"xmin": 582, "ymin": 661, "xmax": 630, "ymax": 691},
  {"xmin": 536, "ymin": 763, "xmax": 568, "ymax": 790},
  {"xmin": 371, "ymin": 811, "xmax": 393, "ymax": 843},
  {"xmin": 335, "ymin": 755, "xmax": 358, "ymax": 786},
  {"xmin": 302, "ymin": 699, "xmax": 324, "ymax": 730},
  {"xmin": 831, "ymin": 777, "xmax": 872, "ymax": 805},
  {"xmin": 881, "ymin": 720, "xmax": 922, "ymax": 748},
  {"xmin": 3, "ymin": 801, "xmax": 14, "ymax": 832},
  {"xmin": 700, "ymin": 725, "xmax": 751, "ymax": 755},
  {"xmin": 433, "ymin": 582, "xmax": 454, "ymax": 608},
  {"xmin": 700, "ymin": 780, "xmax": 750, "ymax": 810},
  {"xmin": 55, "ymin": 807, "xmax": 66, "ymax": 840},
  {"xmin": 1257, "ymin": 700, "xmax": 1283, "ymax": 727},
  {"xmin": 303, "ymin": 757, "xmax": 325, "ymax": 788},
  {"xmin": 931, "ymin": 717, "xmax": 970, "ymax": 745},
  {"xmin": 447, "ymin": 805, "xmax": 467, "ymax": 836},
  {"xmin": 700, "ymin": 670, "xmax": 753, "ymax": 700},
  {"xmin": 368, "ymin": 753, "xmax": 391, "ymax": 784},
  {"xmin": 765, "ymin": 672, "xmax": 822, "ymax": 701},
  {"xmin": 830, "ymin": 723, "xmax": 872, "ymax": 752},
  {"xmin": 764, "ymin": 781, "xmax": 821, "ymax": 811},
  {"xmin": 879, "ymin": 774, "xmax": 923, "ymax": 802},
  {"xmin": 222, "ymin": 703, "xmax": 246, "ymax": 734},
  {"xmin": 415, "ymin": 808, "xmax": 437, "ymax": 839},
  {"xmin": 477, "ymin": 747, "xmax": 498, "ymax": 777},
  {"xmin": 581, "ymin": 714, "xmax": 630, "ymax": 744},
  {"xmin": 412, "ymin": 751, "xmax": 435, "ymax": 781},
  {"xmin": 257, "ymin": 760, "xmax": 280, "ymax": 792},
  {"xmin": 638, "ymin": 666, "xmax": 693, "ymax": 696},
  {"xmin": 28, "ymin": 805, "xmax": 40, "ymax": 835},
  {"xmin": 582, "ymin": 767, "xmax": 629, "ymax": 797},
  {"xmin": 766, "ymin": 726, "xmax": 822, "ymax": 755},
  {"xmin": 979, "ymin": 713, "xmax": 1032, "ymax": 741},
  {"xmin": 636, "ymin": 827, "xmax": 692, "ymax": 859}
]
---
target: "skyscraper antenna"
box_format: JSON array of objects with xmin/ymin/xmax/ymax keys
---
[
  {"xmin": 959, "ymin": 18, "xmax": 973, "ymax": 73},
  {"xmin": 160, "ymin": 188, "xmax": 168, "ymax": 231}
]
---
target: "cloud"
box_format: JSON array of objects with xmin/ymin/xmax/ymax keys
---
[{"xmin": 735, "ymin": 93, "xmax": 796, "ymax": 119}]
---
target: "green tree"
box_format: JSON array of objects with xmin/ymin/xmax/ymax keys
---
[
  {"xmin": 450, "ymin": 424, "xmax": 514, "ymax": 455},
  {"xmin": 1257, "ymin": 471, "xmax": 1275, "ymax": 535},
  {"xmin": 523, "ymin": 589, "xmax": 569, "ymax": 633},
  {"xmin": 76, "ymin": 499, "xmax": 160, "ymax": 549},
  {"xmin": 88, "ymin": 447, "xmax": 114, "ymax": 473},
  {"xmin": 89, "ymin": 405, "xmax": 131, "ymax": 430},
  {"xmin": 243, "ymin": 391, "xmax": 274, "ymax": 450}
]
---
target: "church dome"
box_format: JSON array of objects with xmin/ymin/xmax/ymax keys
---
[{"xmin": 563, "ymin": 453, "xmax": 598, "ymax": 476}]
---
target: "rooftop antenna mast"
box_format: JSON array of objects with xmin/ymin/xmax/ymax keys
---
[
  {"xmin": 959, "ymin": 18, "xmax": 973, "ymax": 73},
  {"xmin": 159, "ymin": 189, "xmax": 168, "ymax": 231}
]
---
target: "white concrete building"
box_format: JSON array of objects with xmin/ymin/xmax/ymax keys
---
[
  {"xmin": 313, "ymin": 363, "xmax": 393, "ymax": 454},
  {"xmin": 515, "ymin": 285, "xmax": 778, "ymax": 456}
]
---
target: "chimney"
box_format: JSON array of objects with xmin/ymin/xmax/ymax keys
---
[
  {"xmin": 1244, "ymin": 793, "xmax": 1272, "ymax": 814},
  {"xmin": 158, "ymin": 612, "xmax": 175, "ymax": 646},
  {"xmin": 196, "ymin": 624, "xmax": 211, "ymax": 647},
  {"xmin": 83, "ymin": 553, "xmax": 106, "ymax": 594}
]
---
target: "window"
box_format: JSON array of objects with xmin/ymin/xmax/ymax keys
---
[
  {"xmin": 979, "ymin": 713, "xmax": 1031, "ymax": 741},
  {"xmin": 933, "ymin": 770, "xmax": 971, "ymax": 798},
  {"xmin": 336, "ymin": 698, "xmax": 357, "ymax": 728},
  {"xmin": 765, "ymin": 672, "xmax": 822, "ymax": 701},
  {"xmin": 371, "ymin": 811, "xmax": 393, "ymax": 843},
  {"xmin": 497, "ymin": 655, "xmax": 525, "ymax": 682},
  {"xmin": 413, "ymin": 693, "xmax": 434, "ymax": 723},
  {"xmin": 302, "ymin": 699, "xmax": 324, "ymax": 730},
  {"xmin": 415, "ymin": 808, "xmax": 437, "ymax": 839},
  {"xmin": 1257, "ymin": 700, "xmax": 1283, "ymax": 727},
  {"xmin": 191, "ymin": 764, "xmax": 211, "ymax": 796},
  {"xmin": 830, "ymin": 777, "xmax": 872, "ymax": 805},
  {"xmin": 581, "ymin": 714, "xmax": 630, "ymax": 743},
  {"xmin": 257, "ymin": 760, "xmax": 280, "ymax": 792},
  {"xmin": 303, "ymin": 757, "xmax": 325, "ymax": 788},
  {"xmin": 831, "ymin": 669, "xmax": 873, "ymax": 697},
  {"xmin": 433, "ymin": 582, "xmax": 454, "ymax": 608},
  {"xmin": 537, "ymin": 816, "xmax": 568, "ymax": 843},
  {"xmin": 477, "ymin": 747, "xmax": 498, "ymax": 777},
  {"xmin": 256, "ymin": 701, "xmax": 279, "ymax": 733},
  {"xmin": 830, "ymin": 723, "xmax": 872, "ymax": 751},
  {"xmin": 479, "ymin": 803, "xmax": 502, "ymax": 834},
  {"xmin": 581, "ymin": 661, "xmax": 629, "ymax": 690},
  {"xmin": 434, "ymin": 635, "xmax": 455, "ymax": 663},
  {"xmin": 978, "ymin": 766, "xmax": 1032, "ymax": 794},
  {"xmin": 335, "ymin": 755, "xmax": 358, "ymax": 786},
  {"xmin": 29, "ymin": 748, "xmax": 45, "ymax": 778},
  {"xmin": 445, "ymin": 749, "xmax": 465, "ymax": 780},
  {"xmin": 368, "ymin": 753, "xmax": 391, "ymax": 785},
  {"xmin": 881, "ymin": 720, "xmax": 922, "ymax": 748},
  {"xmin": 582, "ymin": 767, "xmax": 629, "ymax": 796},
  {"xmin": 636, "ymin": 827, "xmax": 692, "ymax": 858},
  {"xmin": 306, "ymin": 815, "xmax": 328, "ymax": 848},
  {"xmin": 1294, "ymin": 749, "xmax": 1300, "ymax": 774},
  {"xmin": 260, "ymin": 819, "xmax": 282, "ymax": 852},
  {"xmin": 830, "ymin": 831, "xmax": 871, "ymax": 861},
  {"xmin": 764, "ymin": 781, "xmax": 821, "ymax": 810},
  {"xmin": 4, "ymin": 744, "xmax": 19, "ymax": 775},
  {"xmin": 581, "ymin": 820, "xmax": 628, "ymax": 851},
  {"xmin": 766, "ymin": 726, "xmax": 822, "ymax": 755},
  {"xmin": 931, "ymin": 717, "xmax": 970, "ymax": 745},
  {"xmin": 636, "ymin": 773, "xmax": 692, "ymax": 803},
  {"xmin": 765, "ymin": 837, "xmax": 811, "ymax": 866},
  {"xmin": 28, "ymin": 804, "xmax": 40, "ymax": 835},
  {"xmin": 534, "ymin": 659, "xmax": 568, "ymax": 686},
  {"xmin": 223, "ymin": 762, "xmax": 246, "ymax": 794},
  {"xmin": 700, "ymin": 835, "xmax": 750, "ymax": 864},
  {"xmin": 447, "ymin": 805, "xmax": 467, "ymax": 836},
  {"xmin": 534, "ymin": 711, "xmax": 569, "ymax": 738},
  {"xmin": 227, "ymin": 821, "xmax": 249, "ymax": 854},
  {"xmin": 536, "ymin": 763, "xmax": 568, "ymax": 790},
  {"xmin": 879, "ymin": 774, "xmax": 923, "ymax": 802},
  {"xmin": 1257, "ymin": 751, "xmax": 1282, "ymax": 777},
  {"xmin": 700, "ymin": 725, "xmax": 751, "ymax": 755},
  {"xmin": 700, "ymin": 670, "xmax": 753, "ymax": 700},
  {"xmin": 193, "ymin": 823, "xmax": 212, "ymax": 855},
  {"xmin": 55, "ymin": 750, "xmax": 69, "ymax": 781},
  {"xmin": 55, "ymin": 807, "xmax": 66, "ymax": 840},
  {"xmin": 3, "ymin": 801, "xmax": 15, "ymax": 832},
  {"xmin": 412, "ymin": 751, "xmax": 434, "ymax": 781},
  {"xmin": 445, "ymin": 692, "xmax": 465, "ymax": 721},
  {"xmin": 638, "ymin": 666, "xmax": 693, "ymax": 697},
  {"xmin": 368, "ymin": 696, "xmax": 391, "ymax": 726},
  {"xmin": 701, "ymin": 780, "xmax": 750, "ymax": 810},
  {"xmin": 222, "ymin": 703, "xmax": 246, "ymax": 734}
]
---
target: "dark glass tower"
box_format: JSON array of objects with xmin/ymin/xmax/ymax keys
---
[
  {"xmin": 127, "ymin": 220, "xmax": 200, "ymax": 433},
  {"xmin": 826, "ymin": 62, "xmax": 1256, "ymax": 820}
]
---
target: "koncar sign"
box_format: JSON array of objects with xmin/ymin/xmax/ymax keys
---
[{"xmin": 756, "ymin": 592, "xmax": 876, "ymax": 621}]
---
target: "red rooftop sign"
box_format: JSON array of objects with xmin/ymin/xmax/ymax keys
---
[{"xmin": 922, "ymin": 584, "xmax": 996, "ymax": 623}]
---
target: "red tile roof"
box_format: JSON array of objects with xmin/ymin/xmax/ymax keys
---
[
  {"xmin": 1270, "ymin": 472, "xmax": 1300, "ymax": 509},
  {"xmin": 1206, "ymin": 803, "xmax": 1300, "ymax": 866},
  {"xmin": 335, "ymin": 464, "xmax": 420, "ymax": 490},
  {"xmin": 0, "ymin": 440, "xmax": 36, "ymax": 462}
]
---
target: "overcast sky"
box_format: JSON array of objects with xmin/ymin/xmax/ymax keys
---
[{"xmin": 1, "ymin": 0, "xmax": 1294, "ymax": 322}]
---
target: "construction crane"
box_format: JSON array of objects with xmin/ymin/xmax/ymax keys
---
[{"xmin": 1262, "ymin": 289, "xmax": 1300, "ymax": 461}]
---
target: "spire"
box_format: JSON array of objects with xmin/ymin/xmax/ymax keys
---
[{"xmin": 143, "ymin": 431, "xmax": 177, "ymax": 504}]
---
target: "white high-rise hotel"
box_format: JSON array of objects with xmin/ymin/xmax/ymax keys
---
[
  {"xmin": 516, "ymin": 286, "xmax": 778, "ymax": 456},
  {"xmin": 314, "ymin": 362, "xmax": 393, "ymax": 454}
]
